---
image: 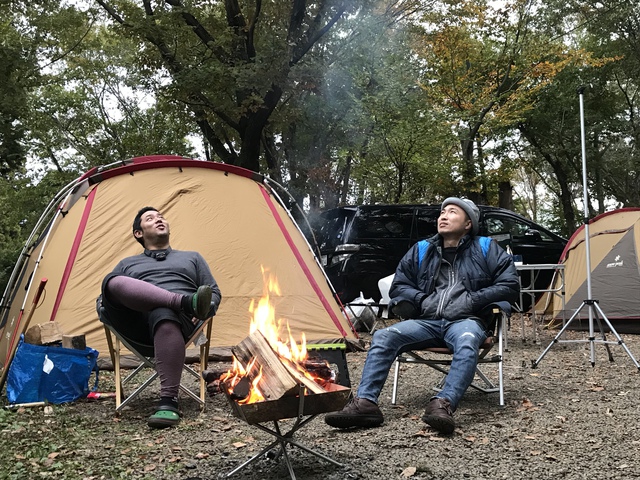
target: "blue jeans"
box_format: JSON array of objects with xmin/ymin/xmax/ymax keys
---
[{"xmin": 356, "ymin": 318, "xmax": 488, "ymax": 410}]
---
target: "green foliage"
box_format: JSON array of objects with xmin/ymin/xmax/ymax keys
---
[
  {"xmin": 0, "ymin": 169, "xmax": 76, "ymax": 294},
  {"xmin": 2, "ymin": 0, "xmax": 640, "ymax": 243},
  {"xmin": 0, "ymin": 5, "xmax": 38, "ymax": 174}
]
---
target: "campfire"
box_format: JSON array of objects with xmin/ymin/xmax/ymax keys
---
[{"xmin": 215, "ymin": 269, "xmax": 350, "ymax": 425}]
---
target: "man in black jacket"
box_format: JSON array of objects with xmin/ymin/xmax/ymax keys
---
[{"xmin": 326, "ymin": 197, "xmax": 518, "ymax": 434}]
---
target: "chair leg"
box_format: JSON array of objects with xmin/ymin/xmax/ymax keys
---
[
  {"xmin": 102, "ymin": 317, "xmax": 214, "ymax": 413},
  {"xmin": 197, "ymin": 318, "xmax": 213, "ymax": 410},
  {"xmin": 102, "ymin": 327, "xmax": 123, "ymax": 411},
  {"xmin": 199, "ymin": 342, "xmax": 207, "ymax": 409},
  {"xmin": 391, "ymin": 359, "xmax": 401, "ymax": 405},
  {"xmin": 497, "ymin": 314, "xmax": 505, "ymax": 406}
]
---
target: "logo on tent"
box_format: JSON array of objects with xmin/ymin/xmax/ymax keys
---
[{"xmin": 606, "ymin": 255, "xmax": 623, "ymax": 268}]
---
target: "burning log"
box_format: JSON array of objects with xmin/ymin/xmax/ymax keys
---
[
  {"xmin": 231, "ymin": 330, "xmax": 301, "ymax": 400},
  {"xmin": 302, "ymin": 357, "xmax": 335, "ymax": 388},
  {"xmin": 278, "ymin": 357, "xmax": 326, "ymax": 394},
  {"xmin": 213, "ymin": 268, "xmax": 344, "ymax": 413}
]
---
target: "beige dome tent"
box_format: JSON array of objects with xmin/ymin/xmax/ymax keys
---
[
  {"xmin": 536, "ymin": 208, "xmax": 640, "ymax": 332},
  {"xmin": 0, "ymin": 156, "xmax": 356, "ymax": 380}
]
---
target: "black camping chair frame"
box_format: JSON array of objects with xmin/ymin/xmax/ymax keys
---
[
  {"xmin": 101, "ymin": 317, "xmax": 213, "ymax": 413},
  {"xmin": 391, "ymin": 306, "xmax": 508, "ymax": 407}
]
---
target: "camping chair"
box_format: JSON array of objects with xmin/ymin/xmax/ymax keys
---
[
  {"xmin": 99, "ymin": 311, "xmax": 213, "ymax": 413},
  {"xmin": 391, "ymin": 302, "xmax": 510, "ymax": 407}
]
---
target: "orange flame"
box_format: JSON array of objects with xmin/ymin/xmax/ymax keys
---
[
  {"xmin": 225, "ymin": 267, "xmax": 331, "ymax": 403},
  {"xmin": 247, "ymin": 268, "xmax": 309, "ymax": 364}
]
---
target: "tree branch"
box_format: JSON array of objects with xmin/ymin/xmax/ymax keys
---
[
  {"xmin": 164, "ymin": 0, "xmax": 230, "ymax": 62},
  {"xmin": 290, "ymin": 3, "xmax": 347, "ymax": 67}
]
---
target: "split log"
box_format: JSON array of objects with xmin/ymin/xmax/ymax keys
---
[
  {"xmin": 231, "ymin": 330, "xmax": 299, "ymax": 400},
  {"xmin": 302, "ymin": 358, "xmax": 333, "ymax": 382},
  {"xmin": 230, "ymin": 376, "xmax": 251, "ymax": 401},
  {"xmin": 62, "ymin": 334, "xmax": 86, "ymax": 350},
  {"xmin": 25, "ymin": 322, "xmax": 63, "ymax": 345},
  {"xmin": 279, "ymin": 357, "xmax": 326, "ymax": 394}
]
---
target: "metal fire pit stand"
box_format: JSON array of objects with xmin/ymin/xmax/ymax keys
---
[{"xmin": 224, "ymin": 385, "xmax": 345, "ymax": 479}]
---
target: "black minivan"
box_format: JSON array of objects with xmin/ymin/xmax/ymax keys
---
[{"xmin": 312, "ymin": 204, "xmax": 567, "ymax": 305}]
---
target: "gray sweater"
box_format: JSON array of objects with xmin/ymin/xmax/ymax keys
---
[{"xmin": 112, "ymin": 248, "xmax": 222, "ymax": 314}]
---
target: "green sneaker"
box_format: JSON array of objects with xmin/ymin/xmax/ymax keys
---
[
  {"xmin": 148, "ymin": 404, "xmax": 181, "ymax": 429},
  {"xmin": 182, "ymin": 285, "xmax": 213, "ymax": 320}
]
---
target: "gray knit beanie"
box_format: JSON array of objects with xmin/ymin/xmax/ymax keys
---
[{"xmin": 441, "ymin": 197, "xmax": 480, "ymax": 236}]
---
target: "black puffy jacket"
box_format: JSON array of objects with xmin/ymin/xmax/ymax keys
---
[{"xmin": 388, "ymin": 234, "xmax": 519, "ymax": 329}]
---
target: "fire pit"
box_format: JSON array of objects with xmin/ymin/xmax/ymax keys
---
[
  {"xmin": 216, "ymin": 270, "xmax": 352, "ymax": 479},
  {"xmin": 222, "ymin": 382, "xmax": 350, "ymax": 479},
  {"xmin": 225, "ymin": 381, "xmax": 350, "ymax": 425}
]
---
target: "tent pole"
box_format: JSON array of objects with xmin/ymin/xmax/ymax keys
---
[
  {"xmin": 532, "ymin": 86, "xmax": 640, "ymax": 370},
  {"xmin": 0, "ymin": 278, "xmax": 48, "ymax": 391}
]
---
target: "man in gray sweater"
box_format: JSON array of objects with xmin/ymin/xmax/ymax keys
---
[
  {"xmin": 326, "ymin": 197, "xmax": 518, "ymax": 434},
  {"xmin": 98, "ymin": 207, "xmax": 221, "ymax": 428}
]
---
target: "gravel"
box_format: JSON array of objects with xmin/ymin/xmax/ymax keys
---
[{"xmin": 4, "ymin": 315, "xmax": 640, "ymax": 480}]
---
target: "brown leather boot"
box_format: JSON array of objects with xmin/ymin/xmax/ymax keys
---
[
  {"xmin": 325, "ymin": 397, "xmax": 384, "ymax": 429},
  {"xmin": 422, "ymin": 397, "xmax": 455, "ymax": 434}
]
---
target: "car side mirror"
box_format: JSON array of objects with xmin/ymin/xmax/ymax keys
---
[{"xmin": 524, "ymin": 229, "xmax": 543, "ymax": 243}]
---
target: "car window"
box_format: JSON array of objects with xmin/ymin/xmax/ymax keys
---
[
  {"xmin": 484, "ymin": 214, "xmax": 556, "ymax": 242},
  {"xmin": 315, "ymin": 209, "xmax": 355, "ymax": 250},
  {"xmin": 352, "ymin": 209, "xmax": 414, "ymax": 240},
  {"xmin": 414, "ymin": 208, "xmax": 439, "ymax": 239}
]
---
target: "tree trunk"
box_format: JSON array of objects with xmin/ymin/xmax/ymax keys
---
[
  {"xmin": 498, "ymin": 181, "xmax": 513, "ymax": 210},
  {"xmin": 460, "ymin": 136, "xmax": 480, "ymax": 203}
]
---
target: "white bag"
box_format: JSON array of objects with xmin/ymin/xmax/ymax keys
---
[{"xmin": 346, "ymin": 292, "xmax": 378, "ymax": 332}]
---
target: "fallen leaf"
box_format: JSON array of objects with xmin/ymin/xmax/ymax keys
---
[
  {"xmin": 402, "ymin": 466, "xmax": 417, "ymax": 477},
  {"xmin": 143, "ymin": 464, "xmax": 156, "ymax": 472},
  {"xmin": 47, "ymin": 452, "xmax": 60, "ymax": 459},
  {"xmin": 195, "ymin": 452, "xmax": 209, "ymax": 459},
  {"xmin": 232, "ymin": 442, "xmax": 246, "ymax": 448},
  {"xmin": 464, "ymin": 436, "xmax": 476, "ymax": 442}
]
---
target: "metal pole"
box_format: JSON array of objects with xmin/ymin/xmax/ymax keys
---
[
  {"xmin": 578, "ymin": 86, "xmax": 596, "ymax": 366},
  {"xmin": 532, "ymin": 86, "xmax": 640, "ymax": 370}
]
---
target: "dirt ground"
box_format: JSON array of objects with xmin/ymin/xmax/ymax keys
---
[{"xmin": 2, "ymin": 315, "xmax": 640, "ymax": 480}]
